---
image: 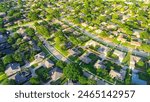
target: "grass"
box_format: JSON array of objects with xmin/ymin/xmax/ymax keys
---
[
  {"xmin": 138, "ymin": 43, "xmax": 150, "ymax": 52},
  {"xmin": 0, "ymin": 73, "xmax": 7, "ymax": 82},
  {"xmin": 55, "ymin": 45, "xmax": 68, "ymax": 56},
  {"xmin": 79, "ymin": 53, "xmax": 99, "ymax": 74},
  {"xmin": 122, "ymin": 52, "xmax": 131, "ymax": 66},
  {"xmin": 40, "ymin": 45, "xmax": 50, "ymax": 56}
]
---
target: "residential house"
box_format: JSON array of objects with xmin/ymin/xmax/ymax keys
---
[
  {"xmin": 97, "ymin": 45, "xmax": 109, "ymax": 57},
  {"xmin": 94, "ymin": 29, "xmax": 102, "ymax": 34},
  {"xmin": 5, "ymin": 63, "xmax": 21, "ymax": 76},
  {"xmin": 113, "ymin": 50, "xmax": 126, "ymax": 63},
  {"xmin": 44, "ymin": 59, "xmax": 54, "ymax": 68},
  {"xmin": 129, "ymin": 55, "xmax": 141, "ymax": 69},
  {"xmin": 68, "ymin": 47, "xmax": 81, "ymax": 57},
  {"xmin": 109, "ymin": 69, "xmax": 126, "ymax": 81},
  {"xmin": 0, "ymin": 12, "xmax": 6, "ymax": 17},
  {"xmin": 50, "ymin": 67, "xmax": 63, "ymax": 81},
  {"xmin": 29, "ymin": 41, "xmax": 40, "ymax": 51},
  {"xmin": 81, "ymin": 23, "xmax": 88, "ymax": 27},
  {"xmin": 0, "ymin": 33, "xmax": 6, "ymax": 44},
  {"xmin": 34, "ymin": 52, "xmax": 46, "ymax": 61},
  {"xmin": 15, "ymin": 70, "xmax": 32, "ymax": 84},
  {"xmin": 73, "ymin": 31, "xmax": 81, "ymax": 36},
  {"xmin": 94, "ymin": 59, "xmax": 106, "ymax": 69},
  {"xmin": 23, "ymin": 35, "xmax": 31, "ymax": 41},
  {"xmin": 130, "ymin": 41, "xmax": 141, "ymax": 47},
  {"xmin": 79, "ymin": 52, "xmax": 92, "ymax": 64},
  {"xmin": 106, "ymin": 24, "xmax": 117, "ymax": 30},
  {"xmin": 133, "ymin": 29, "xmax": 141, "ymax": 38},
  {"xmin": 117, "ymin": 35, "xmax": 127, "ymax": 43},
  {"xmin": 85, "ymin": 40, "xmax": 99, "ymax": 48}
]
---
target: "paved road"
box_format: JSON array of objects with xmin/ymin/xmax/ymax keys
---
[
  {"xmin": 36, "ymin": 34, "xmax": 69, "ymax": 62},
  {"xmin": 61, "ymin": 19, "xmax": 150, "ymax": 58}
]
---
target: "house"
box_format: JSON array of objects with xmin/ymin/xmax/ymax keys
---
[
  {"xmin": 68, "ymin": 47, "xmax": 81, "ymax": 56},
  {"xmin": 85, "ymin": 40, "xmax": 99, "ymax": 48},
  {"xmin": 109, "ymin": 70, "xmax": 125, "ymax": 80},
  {"xmin": 113, "ymin": 50, "xmax": 126, "ymax": 63},
  {"xmin": 112, "ymin": 31, "xmax": 119, "ymax": 36},
  {"xmin": 5, "ymin": 63, "xmax": 21, "ymax": 76},
  {"xmin": 106, "ymin": 24, "xmax": 117, "ymax": 30},
  {"xmin": 120, "ymin": 69, "xmax": 126, "ymax": 81},
  {"xmin": 97, "ymin": 45, "xmax": 109, "ymax": 57},
  {"xmin": 65, "ymin": 42, "xmax": 72, "ymax": 49},
  {"xmin": 61, "ymin": 24, "xmax": 68, "ymax": 29},
  {"xmin": 23, "ymin": 35, "xmax": 31, "ymax": 41},
  {"xmin": 130, "ymin": 41, "xmax": 141, "ymax": 47},
  {"xmin": 0, "ymin": 12, "xmax": 6, "ymax": 17},
  {"xmin": 29, "ymin": 41, "xmax": 41, "ymax": 51},
  {"xmin": 132, "ymin": 73, "xmax": 147, "ymax": 85},
  {"xmin": 73, "ymin": 31, "xmax": 81, "ymax": 36},
  {"xmin": 133, "ymin": 29, "xmax": 141, "ymax": 38},
  {"xmin": 94, "ymin": 60, "xmax": 106, "ymax": 69},
  {"xmin": 34, "ymin": 52, "xmax": 46, "ymax": 61},
  {"xmin": 94, "ymin": 29, "xmax": 102, "ymax": 34},
  {"xmin": 15, "ymin": 70, "xmax": 32, "ymax": 84},
  {"xmin": 17, "ymin": 28, "xmax": 25, "ymax": 36},
  {"xmin": 129, "ymin": 55, "xmax": 141, "ymax": 69},
  {"xmin": 81, "ymin": 23, "xmax": 87, "ymax": 27},
  {"xmin": 79, "ymin": 52, "xmax": 92, "ymax": 64},
  {"xmin": 0, "ymin": 33, "xmax": 6, "ymax": 44},
  {"xmin": 117, "ymin": 35, "xmax": 126, "ymax": 43},
  {"xmin": 83, "ymin": 71, "xmax": 94, "ymax": 79},
  {"xmin": 44, "ymin": 59, "xmax": 54, "ymax": 68},
  {"xmin": 50, "ymin": 67, "xmax": 63, "ymax": 81}
]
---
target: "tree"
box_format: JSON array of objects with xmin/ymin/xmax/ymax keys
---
[
  {"xmin": 78, "ymin": 76, "xmax": 88, "ymax": 85},
  {"xmin": 13, "ymin": 33, "xmax": 21, "ymax": 40},
  {"xmin": 87, "ymin": 79, "xmax": 97, "ymax": 85},
  {"xmin": 13, "ymin": 52, "xmax": 22, "ymax": 62},
  {"xmin": 56, "ymin": 60, "xmax": 66, "ymax": 69},
  {"xmin": 35, "ymin": 25, "xmax": 49, "ymax": 38},
  {"xmin": 18, "ymin": 0, "xmax": 22, "ymax": 7},
  {"xmin": 7, "ymin": 36, "xmax": 14, "ymax": 44},
  {"xmin": 63, "ymin": 63, "xmax": 82, "ymax": 81},
  {"xmin": 2, "ymin": 54, "xmax": 13, "ymax": 65},
  {"xmin": 0, "ymin": 60, "xmax": 4, "ymax": 72},
  {"xmin": 29, "ymin": 77, "xmax": 40, "ymax": 85},
  {"xmin": 36, "ymin": 67, "xmax": 49, "ymax": 82},
  {"xmin": 25, "ymin": 28, "xmax": 35, "ymax": 37},
  {"xmin": 140, "ymin": 31, "xmax": 150, "ymax": 40},
  {"xmin": 147, "ymin": 68, "xmax": 150, "ymax": 77}
]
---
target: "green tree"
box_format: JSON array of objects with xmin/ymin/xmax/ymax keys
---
[
  {"xmin": 29, "ymin": 77, "xmax": 40, "ymax": 85},
  {"xmin": 7, "ymin": 36, "xmax": 14, "ymax": 44},
  {"xmin": 13, "ymin": 52, "xmax": 22, "ymax": 62},
  {"xmin": 25, "ymin": 28, "xmax": 35, "ymax": 37},
  {"xmin": 87, "ymin": 79, "xmax": 97, "ymax": 85},
  {"xmin": 56, "ymin": 60, "xmax": 66, "ymax": 69},
  {"xmin": 0, "ymin": 60, "xmax": 4, "ymax": 72},
  {"xmin": 63, "ymin": 63, "xmax": 82, "ymax": 81},
  {"xmin": 78, "ymin": 76, "xmax": 87, "ymax": 85},
  {"xmin": 2, "ymin": 54, "xmax": 13, "ymax": 65}
]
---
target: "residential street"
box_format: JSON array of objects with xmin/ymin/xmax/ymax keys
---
[{"xmin": 61, "ymin": 19, "xmax": 150, "ymax": 58}]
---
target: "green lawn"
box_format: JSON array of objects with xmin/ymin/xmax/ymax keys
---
[
  {"xmin": 0, "ymin": 73, "xmax": 7, "ymax": 82},
  {"xmin": 40, "ymin": 45, "xmax": 50, "ymax": 56},
  {"xmin": 55, "ymin": 45, "xmax": 68, "ymax": 56},
  {"xmin": 122, "ymin": 52, "xmax": 131, "ymax": 66}
]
